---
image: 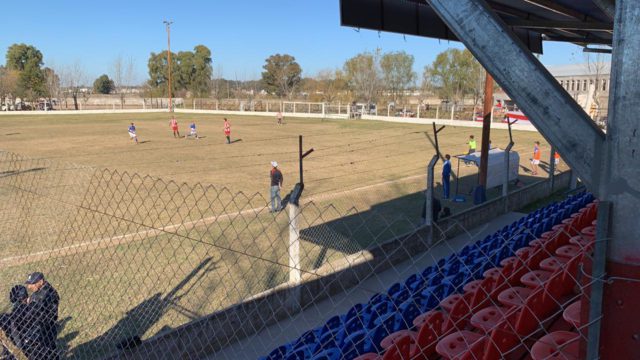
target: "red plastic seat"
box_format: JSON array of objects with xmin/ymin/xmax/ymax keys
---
[
  {"xmin": 386, "ymin": 311, "xmax": 445, "ymax": 359},
  {"xmin": 440, "ymin": 293, "xmax": 465, "ymax": 313},
  {"xmin": 529, "ymin": 238, "xmax": 545, "ymax": 248},
  {"xmin": 380, "ymin": 330, "xmax": 413, "ymax": 350},
  {"xmin": 520, "ymin": 269, "xmax": 553, "ymax": 288},
  {"xmin": 499, "ymin": 256, "xmax": 516, "ymax": 267},
  {"xmin": 382, "ymin": 334, "xmax": 414, "ymax": 360},
  {"xmin": 569, "ymin": 235, "xmax": 594, "ymax": 251},
  {"xmin": 497, "ymin": 286, "xmax": 534, "ymax": 308},
  {"xmin": 470, "ymin": 305, "xmax": 511, "ymax": 333},
  {"xmin": 563, "ymin": 301, "xmax": 582, "ymax": 328},
  {"xmin": 555, "ymin": 245, "xmax": 582, "ymax": 259},
  {"xmin": 539, "ymin": 256, "xmax": 569, "ymax": 272},
  {"xmin": 530, "ymin": 331, "xmax": 580, "ymax": 360},
  {"xmin": 591, "ymin": 219, "xmax": 597, "ymax": 226},
  {"xmin": 580, "ymin": 226, "xmax": 596, "ymax": 238},
  {"xmin": 483, "ymin": 267, "xmax": 502, "ymax": 281},
  {"xmin": 463, "ymin": 279, "xmax": 482, "ymax": 293},
  {"xmin": 435, "ymin": 330, "xmax": 485, "ymax": 360}
]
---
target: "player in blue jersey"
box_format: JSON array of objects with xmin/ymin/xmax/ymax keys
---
[
  {"xmin": 186, "ymin": 121, "xmax": 199, "ymax": 139},
  {"xmin": 128, "ymin": 123, "xmax": 139, "ymax": 144}
]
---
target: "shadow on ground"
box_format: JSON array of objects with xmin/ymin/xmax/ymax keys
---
[{"xmin": 65, "ymin": 257, "xmax": 218, "ymax": 360}]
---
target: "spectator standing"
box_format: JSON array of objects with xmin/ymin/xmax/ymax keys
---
[
  {"xmin": 276, "ymin": 111, "xmax": 283, "ymax": 125},
  {"xmin": 223, "ymin": 118, "xmax": 231, "ymax": 144},
  {"xmin": 442, "ymin": 154, "xmax": 452, "ymax": 200},
  {"xmin": 25, "ymin": 272, "xmax": 59, "ymax": 360},
  {"xmin": 270, "ymin": 161, "xmax": 283, "ymax": 212}
]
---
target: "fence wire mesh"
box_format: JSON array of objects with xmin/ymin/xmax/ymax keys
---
[{"xmin": 0, "ymin": 149, "xmax": 598, "ymax": 360}]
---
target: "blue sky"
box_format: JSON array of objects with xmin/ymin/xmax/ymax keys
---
[{"xmin": 0, "ymin": 0, "xmax": 587, "ymax": 84}]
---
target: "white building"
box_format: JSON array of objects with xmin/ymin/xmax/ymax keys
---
[{"xmin": 547, "ymin": 62, "xmax": 610, "ymax": 122}]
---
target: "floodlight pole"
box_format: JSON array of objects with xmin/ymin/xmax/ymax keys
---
[{"xmin": 164, "ymin": 20, "xmax": 173, "ymax": 112}]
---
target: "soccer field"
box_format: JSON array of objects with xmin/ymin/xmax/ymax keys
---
[
  {"xmin": 0, "ymin": 112, "xmax": 559, "ymax": 359},
  {"xmin": 0, "ymin": 112, "xmax": 554, "ymax": 198}
]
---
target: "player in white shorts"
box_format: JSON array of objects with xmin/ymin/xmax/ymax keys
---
[
  {"xmin": 128, "ymin": 123, "xmax": 139, "ymax": 144},
  {"xmin": 186, "ymin": 121, "xmax": 199, "ymax": 139}
]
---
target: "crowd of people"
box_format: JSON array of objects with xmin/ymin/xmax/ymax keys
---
[{"xmin": 1, "ymin": 272, "xmax": 59, "ymax": 359}]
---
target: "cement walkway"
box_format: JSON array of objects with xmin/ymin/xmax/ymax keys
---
[{"xmin": 208, "ymin": 211, "xmax": 526, "ymax": 360}]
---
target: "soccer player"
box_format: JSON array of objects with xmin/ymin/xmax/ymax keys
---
[
  {"xmin": 531, "ymin": 141, "xmax": 541, "ymax": 175},
  {"xmin": 170, "ymin": 116, "xmax": 180, "ymax": 138},
  {"xmin": 187, "ymin": 121, "xmax": 199, "ymax": 139},
  {"xmin": 223, "ymin": 118, "xmax": 231, "ymax": 144},
  {"xmin": 276, "ymin": 111, "xmax": 283, "ymax": 125},
  {"xmin": 128, "ymin": 122, "xmax": 138, "ymax": 144}
]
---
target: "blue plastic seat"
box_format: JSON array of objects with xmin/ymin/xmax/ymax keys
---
[
  {"xmin": 343, "ymin": 303, "xmax": 364, "ymax": 324},
  {"xmin": 340, "ymin": 329, "xmax": 372, "ymax": 359},
  {"xmin": 310, "ymin": 347, "xmax": 342, "ymax": 360},
  {"xmin": 266, "ymin": 345, "xmax": 289, "ymax": 360},
  {"xmin": 285, "ymin": 345, "xmax": 315, "ymax": 360},
  {"xmin": 319, "ymin": 315, "xmax": 342, "ymax": 337},
  {"xmin": 291, "ymin": 329, "xmax": 319, "ymax": 351}
]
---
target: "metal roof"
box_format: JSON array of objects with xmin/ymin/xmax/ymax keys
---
[
  {"xmin": 340, "ymin": 0, "xmax": 614, "ymax": 53},
  {"xmin": 547, "ymin": 62, "xmax": 611, "ymax": 77}
]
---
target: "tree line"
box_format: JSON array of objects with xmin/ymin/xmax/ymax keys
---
[{"xmin": 0, "ymin": 42, "xmax": 488, "ymax": 110}]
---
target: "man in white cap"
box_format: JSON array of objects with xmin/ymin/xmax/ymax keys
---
[{"xmin": 270, "ymin": 161, "xmax": 283, "ymax": 212}]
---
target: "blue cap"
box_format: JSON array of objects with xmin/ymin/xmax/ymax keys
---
[{"xmin": 25, "ymin": 272, "xmax": 44, "ymax": 285}]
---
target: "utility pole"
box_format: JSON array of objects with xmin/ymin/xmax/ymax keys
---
[{"xmin": 163, "ymin": 20, "xmax": 173, "ymax": 112}]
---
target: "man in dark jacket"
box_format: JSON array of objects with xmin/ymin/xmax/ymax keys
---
[{"xmin": 26, "ymin": 272, "xmax": 59, "ymax": 359}]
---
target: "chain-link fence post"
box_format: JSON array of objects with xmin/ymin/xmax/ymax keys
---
[
  {"xmin": 288, "ymin": 203, "xmax": 301, "ymax": 285},
  {"xmin": 425, "ymin": 155, "xmax": 439, "ymax": 245}
]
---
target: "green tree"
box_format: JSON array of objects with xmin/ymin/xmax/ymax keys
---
[
  {"xmin": 424, "ymin": 48, "xmax": 484, "ymax": 104},
  {"xmin": 380, "ymin": 51, "xmax": 416, "ymax": 103},
  {"xmin": 344, "ymin": 50, "xmax": 381, "ymax": 104},
  {"xmin": 261, "ymin": 54, "xmax": 302, "ymax": 99},
  {"xmin": 5, "ymin": 43, "xmax": 47, "ymax": 100},
  {"xmin": 147, "ymin": 45, "xmax": 212, "ymax": 98},
  {"xmin": 191, "ymin": 45, "xmax": 213, "ymax": 97},
  {"xmin": 315, "ymin": 69, "xmax": 347, "ymax": 103},
  {"xmin": 93, "ymin": 74, "xmax": 115, "ymax": 94}
]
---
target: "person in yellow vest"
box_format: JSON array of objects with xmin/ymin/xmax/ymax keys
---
[{"xmin": 465, "ymin": 135, "xmax": 477, "ymax": 166}]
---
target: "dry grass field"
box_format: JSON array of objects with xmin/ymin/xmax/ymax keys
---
[{"xmin": 0, "ymin": 112, "xmax": 561, "ymax": 359}]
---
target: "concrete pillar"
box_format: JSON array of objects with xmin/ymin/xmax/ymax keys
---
[
  {"xmin": 599, "ymin": 1, "xmax": 640, "ymax": 358},
  {"xmin": 288, "ymin": 204, "xmax": 301, "ymax": 284}
]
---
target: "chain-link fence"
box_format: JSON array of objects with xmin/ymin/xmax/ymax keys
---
[{"xmin": 0, "ymin": 147, "xmax": 592, "ymax": 360}]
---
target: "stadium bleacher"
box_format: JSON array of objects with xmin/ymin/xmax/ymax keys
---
[{"xmin": 260, "ymin": 192, "xmax": 596, "ymax": 360}]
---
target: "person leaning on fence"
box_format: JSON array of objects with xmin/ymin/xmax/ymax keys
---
[
  {"xmin": 25, "ymin": 272, "xmax": 59, "ymax": 359},
  {"xmin": 0, "ymin": 285, "xmax": 45, "ymax": 360},
  {"xmin": 270, "ymin": 161, "xmax": 283, "ymax": 212},
  {"xmin": 442, "ymin": 154, "xmax": 452, "ymax": 200}
]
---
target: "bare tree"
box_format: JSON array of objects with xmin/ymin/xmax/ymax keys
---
[
  {"xmin": 59, "ymin": 61, "xmax": 88, "ymax": 110},
  {"xmin": 584, "ymin": 51, "xmax": 610, "ymax": 122},
  {"xmin": 344, "ymin": 49, "xmax": 382, "ymax": 105},
  {"xmin": 112, "ymin": 56, "xmax": 135, "ymax": 109}
]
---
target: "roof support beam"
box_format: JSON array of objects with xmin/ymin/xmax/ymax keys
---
[
  {"xmin": 521, "ymin": 0, "xmax": 586, "ymax": 19},
  {"xmin": 427, "ymin": 0, "xmax": 606, "ymax": 192},
  {"xmin": 505, "ymin": 19, "xmax": 612, "ymax": 31},
  {"xmin": 592, "ymin": 0, "xmax": 616, "ymax": 20}
]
